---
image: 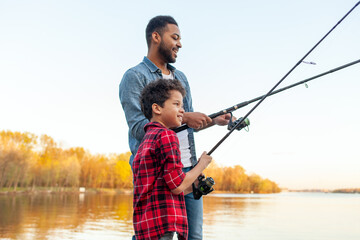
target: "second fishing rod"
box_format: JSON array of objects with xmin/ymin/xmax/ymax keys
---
[
  {"xmin": 188, "ymin": 1, "xmax": 360, "ymax": 199},
  {"xmin": 206, "ymin": 1, "xmax": 360, "ymax": 155},
  {"xmin": 173, "ymin": 58, "xmax": 360, "ymax": 134}
]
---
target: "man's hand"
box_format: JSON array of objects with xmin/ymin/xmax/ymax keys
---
[
  {"xmin": 182, "ymin": 112, "xmax": 212, "ymax": 130},
  {"xmin": 212, "ymin": 113, "xmax": 234, "ymax": 126}
]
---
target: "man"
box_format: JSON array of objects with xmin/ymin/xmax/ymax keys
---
[{"xmin": 119, "ymin": 15, "xmax": 230, "ymax": 240}]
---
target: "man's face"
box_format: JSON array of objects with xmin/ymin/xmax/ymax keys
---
[{"xmin": 158, "ymin": 24, "xmax": 182, "ymax": 63}]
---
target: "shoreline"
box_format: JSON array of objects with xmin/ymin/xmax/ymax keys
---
[
  {"xmin": 0, "ymin": 187, "xmax": 133, "ymax": 195},
  {"xmin": 1, "ymin": 187, "xmax": 359, "ymax": 195}
]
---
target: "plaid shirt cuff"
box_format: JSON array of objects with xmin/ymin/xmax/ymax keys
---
[{"xmin": 163, "ymin": 168, "xmax": 186, "ymax": 190}]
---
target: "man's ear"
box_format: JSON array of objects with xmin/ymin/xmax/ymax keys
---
[
  {"xmin": 152, "ymin": 32, "xmax": 161, "ymax": 44},
  {"xmin": 152, "ymin": 103, "xmax": 162, "ymax": 115}
]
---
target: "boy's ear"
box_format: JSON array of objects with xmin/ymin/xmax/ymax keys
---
[{"xmin": 152, "ymin": 103, "xmax": 162, "ymax": 115}]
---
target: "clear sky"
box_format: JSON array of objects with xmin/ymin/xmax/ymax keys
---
[{"xmin": 1, "ymin": 0, "xmax": 359, "ymax": 190}]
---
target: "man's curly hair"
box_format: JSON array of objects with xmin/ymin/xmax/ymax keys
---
[{"xmin": 140, "ymin": 79, "xmax": 186, "ymax": 120}]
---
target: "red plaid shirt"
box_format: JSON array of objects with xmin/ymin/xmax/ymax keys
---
[{"xmin": 132, "ymin": 122, "xmax": 188, "ymax": 240}]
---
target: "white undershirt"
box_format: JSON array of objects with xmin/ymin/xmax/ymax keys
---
[{"xmin": 162, "ymin": 72, "xmax": 192, "ymax": 167}]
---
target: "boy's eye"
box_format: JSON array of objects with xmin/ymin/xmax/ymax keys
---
[{"xmin": 174, "ymin": 102, "xmax": 182, "ymax": 107}]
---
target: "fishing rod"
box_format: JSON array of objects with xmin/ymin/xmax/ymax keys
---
[
  {"xmin": 207, "ymin": 1, "xmax": 360, "ymax": 156},
  {"xmin": 173, "ymin": 58, "xmax": 360, "ymax": 133}
]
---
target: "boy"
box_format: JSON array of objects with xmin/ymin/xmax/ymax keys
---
[{"xmin": 132, "ymin": 79, "xmax": 212, "ymax": 240}]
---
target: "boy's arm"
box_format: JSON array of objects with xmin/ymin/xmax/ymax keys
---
[
  {"xmin": 161, "ymin": 131, "xmax": 212, "ymax": 195},
  {"xmin": 183, "ymin": 185, "xmax": 193, "ymax": 196},
  {"xmin": 171, "ymin": 152, "xmax": 212, "ymax": 195}
]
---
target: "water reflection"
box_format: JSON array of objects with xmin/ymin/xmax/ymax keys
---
[
  {"xmin": 1, "ymin": 193, "xmax": 359, "ymax": 240},
  {"xmin": 204, "ymin": 194, "xmax": 247, "ymax": 223},
  {"xmin": 0, "ymin": 193, "xmax": 133, "ymax": 239},
  {"xmin": 203, "ymin": 194, "xmax": 271, "ymax": 239},
  {"xmin": 0, "ymin": 193, "xmax": 267, "ymax": 239}
]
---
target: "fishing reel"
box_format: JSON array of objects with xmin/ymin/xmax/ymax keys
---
[
  {"xmin": 227, "ymin": 113, "xmax": 250, "ymax": 131},
  {"xmin": 192, "ymin": 175, "xmax": 215, "ymax": 200}
]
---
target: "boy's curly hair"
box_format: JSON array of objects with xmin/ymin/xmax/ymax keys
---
[{"xmin": 140, "ymin": 79, "xmax": 186, "ymax": 120}]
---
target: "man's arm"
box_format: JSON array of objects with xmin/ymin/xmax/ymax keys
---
[{"xmin": 119, "ymin": 69, "xmax": 149, "ymax": 141}]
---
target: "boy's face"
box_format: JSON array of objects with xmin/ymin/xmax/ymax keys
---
[{"xmin": 155, "ymin": 90, "xmax": 184, "ymax": 129}]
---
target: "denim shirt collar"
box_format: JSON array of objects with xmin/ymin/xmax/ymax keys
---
[{"xmin": 142, "ymin": 56, "xmax": 176, "ymax": 74}]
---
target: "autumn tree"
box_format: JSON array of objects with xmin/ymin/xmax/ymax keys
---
[
  {"xmin": 0, "ymin": 130, "xmax": 280, "ymax": 193},
  {"xmin": 0, "ymin": 131, "xmax": 37, "ymax": 190}
]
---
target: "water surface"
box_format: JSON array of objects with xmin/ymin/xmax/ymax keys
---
[{"xmin": 0, "ymin": 192, "xmax": 359, "ymax": 239}]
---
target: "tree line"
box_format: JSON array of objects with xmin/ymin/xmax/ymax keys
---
[
  {"xmin": 0, "ymin": 130, "xmax": 280, "ymax": 193},
  {"xmin": 204, "ymin": 162, "xmax": 280, "ymax": 193},
  {"xmin": 0, "ymin": 130, "xmax": 132, "ymax": 190}
]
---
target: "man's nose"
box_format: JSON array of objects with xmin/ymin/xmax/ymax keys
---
[{"xmin": 177, "ymin": 40, "xmax": 182, "ymax": 48}]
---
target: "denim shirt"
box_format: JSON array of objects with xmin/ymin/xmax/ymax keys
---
[{"xmin": 119, "ymin": 56, "xmax": 197, "ymax": 168}]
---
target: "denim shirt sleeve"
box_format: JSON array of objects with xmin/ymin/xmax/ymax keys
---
[{"xmin": 119, "ymin": 68, "xmax": 149, "ymax": 142}]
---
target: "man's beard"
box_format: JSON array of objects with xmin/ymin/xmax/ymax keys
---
[{"xmin": 159, "ymin": 41, "xmax": 176, "ymax": 63}]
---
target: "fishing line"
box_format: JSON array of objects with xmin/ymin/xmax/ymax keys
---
[
  {"xmin": 174, "ymin": 58, "xmax": 360, "ymax": 133},
  {"xmin": 207, "ymin": 1, "xmax": 360, "ymax": 155}
]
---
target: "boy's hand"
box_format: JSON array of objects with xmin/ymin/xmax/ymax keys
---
[
  {"xmin": 193, "ymin": 173, "xmax": 204, "ymax": 186},
  {"xmin": 198, "ymin": 151, "xmax": 212, "ymax": 168}
]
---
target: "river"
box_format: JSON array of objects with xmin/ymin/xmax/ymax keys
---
[{"xmin": 0, "ymin": 192, "xmax": 359, "ymax": 239}]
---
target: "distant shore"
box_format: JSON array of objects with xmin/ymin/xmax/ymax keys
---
[
  {"xmin": 286, "ymin": 188, "xmax": 360, "ymax": 194},
  {"xmin": 0, "ymin": 187, "xmax": 132, "ymax": 195},
  {"xmin": 1, "ymin": 187, "xmax": 359, "ymax": 195}
]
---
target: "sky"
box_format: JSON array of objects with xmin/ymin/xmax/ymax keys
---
[{"xmin": 1, "ymin": 0, "xmax": 359, "ymax": 190}]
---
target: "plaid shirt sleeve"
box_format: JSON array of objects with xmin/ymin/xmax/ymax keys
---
[{"xmin": 160, "ymin": 130, "xmax": 186, "ymax": 190}]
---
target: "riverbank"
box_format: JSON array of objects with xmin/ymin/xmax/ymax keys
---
[
  {"xmin": 1, "ymin": 187, "xmax": 283, "ymax": 195},
  {"xmin": 1, "ymin": 187, "xmax": 358, "ymax": 195},
  {"xmin": 0, "ymin": 187, "xmax": 133, "ymax": 195},
  {"xmin": 288, "ymin": 188, "xmax": 360, "ymax": 194}
]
